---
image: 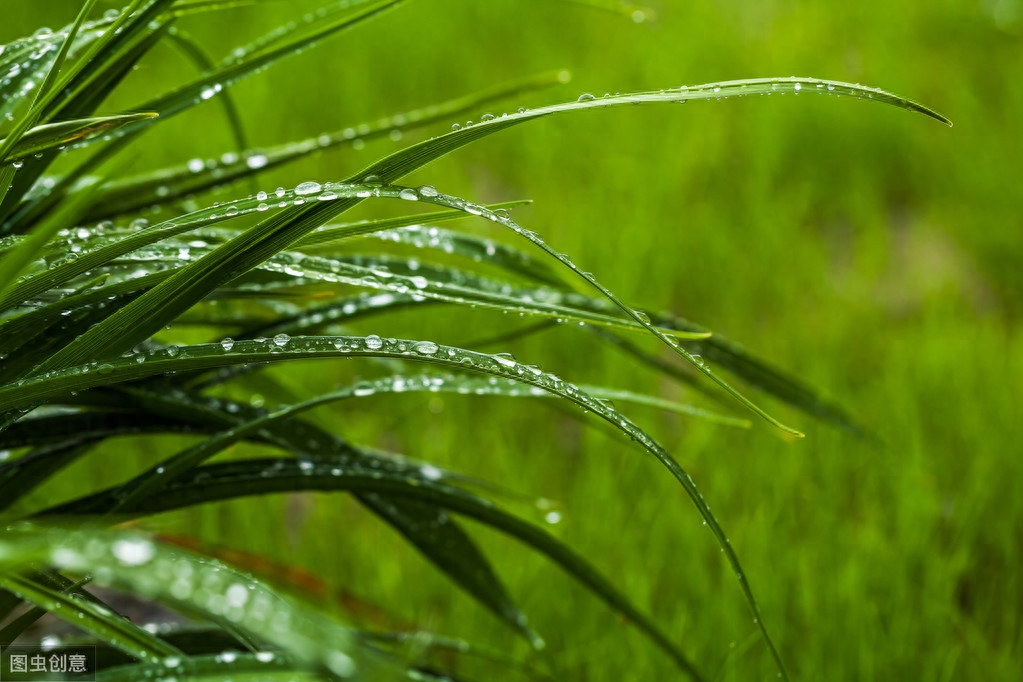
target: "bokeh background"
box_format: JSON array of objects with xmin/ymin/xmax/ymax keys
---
[{"xmin": 4, "ymin": 1, "xmax": 1022, "ymax": 680}]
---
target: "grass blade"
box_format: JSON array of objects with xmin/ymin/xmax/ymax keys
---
[
  {"xmin": 43, "ymin": 455, "xmax": 702, "ymax": 679},
  {"xmin": 0, "ymin": 525, "xmax": 385, "ymax": 678},
  {"xmin": 26, "ymin": 76, "xmax": 946, "ymax": 433},
  {"xmin": 1, "ymin": 335, "xmax": 779, "ymax": 677},
  {"xmin": 87, "ymin": 72, "xmax": 562, "ymax": 220},
  {"xmin": 0, "ymin": 573, "xmax": 181, "ymax": 661},
  {"xmin": 1, "ymin": 113, "xmax": 157, "ymax": 164}
]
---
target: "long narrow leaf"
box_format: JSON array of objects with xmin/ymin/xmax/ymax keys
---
[
  {"xmin": 43, "ymin": 456, "xmax": 702, "ymax": 679},
  {"xmin": 0, "ymin": 335, "xmax": 779, "ymax": 676}
]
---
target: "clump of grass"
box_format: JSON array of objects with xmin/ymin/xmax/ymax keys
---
[{"xmin": 0, "ymin": 1, "xmax": 947, "ymax": 680}]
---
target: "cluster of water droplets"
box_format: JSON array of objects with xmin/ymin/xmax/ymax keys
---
[
  {"xmin": 191, "ymin": 334, "xmax": 647, "ymax": 442},
  {"xmin": 662, "ymin": 77, "xmax": 889, "ymax": 106},
  {"xmin": 0, "ymin": 16, "xmax": 111, "ymax": 121},
  {"xmin": 32, "ymin": 527, "xmax": 361, "ymax": 676},
  {"xmin": 367, "ymin": 223, "xmax": 529, "ymax": 268}
]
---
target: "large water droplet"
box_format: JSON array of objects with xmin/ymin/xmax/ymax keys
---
[
  {"xmin": 493, "ymin": 353, "xmax": 516, "ymax": 368},
  {"xmin": 415, "ymin": 341, "xmax": 439, "ymax": 355},
  {"xmin": 225, "ymin": 583, "xmax": 249, "ymax": 608},
  {"xmin": 112, "ymin": 538, "xmax": 155, "ymax": 566},
  {"xmin": 295, "ymin": 181, "xmax": 322, "ymax": 196}
]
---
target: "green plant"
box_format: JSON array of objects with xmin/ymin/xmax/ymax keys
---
[{"xmin": 0, "ymin": 1, "xmax": 948, "ymax": 680}]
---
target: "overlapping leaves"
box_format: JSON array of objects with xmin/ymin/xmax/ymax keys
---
[{"xmin": 0, "ymin": 1, "xmax": 949, "ymax": 681}]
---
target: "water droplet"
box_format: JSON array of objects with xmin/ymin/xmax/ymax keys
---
[
  {"xmin": 577, "ymin": 93, "xmax": 595, "ymax": 102},
  {"xmin": 187, "ymin": 158, "xmax": 204, "ymax": 173},
  {"xmin": 112, "ymin": 538, "xmax": 155, "ymax": 566},
  {"xmin": 365, "ymin": 335, "xmax": 383, "ymax": 350},
  {"xmin": 399, "ymin": 188, "xmax": 419, "ymax": 201},
  {"xmin": 220, "ymin": 338, "xmax": 235, "ymax": 351},
  {"xmin": 225, "ymin": 583, "xmax": 249, "ymax": 608},
  {"xmin": 794, "ymin": 82, "xmax": 802, "ymax": 92},
  {"xmin": 295, "ymin": 181, "xmax": 321, "ymax": 196},
  {"xmin": 273, "ymin": 333, "xmax": 290, "ymax": 347},
  {"xmin": 545, "ymin": 511, "xmax": 562, "ymax": 524},
  {"xmin": 246, "ymin": 154, "xmax": 268, "ymax": 169},
  {"xmin": 327, "ymin": 651, "xmax": 356, "ymax": 677},
  {"xmin": 493, "ymin": 353, "xmax": 516, "ymax": 368},
  {"xmin": 418, "ymin": 185, "xmax": 438, "ymax": 198},
  {"xmin": 415, "ymin": 341, "xmax": 439, "ymax": 355}
]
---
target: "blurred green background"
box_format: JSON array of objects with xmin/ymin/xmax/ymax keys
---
[{"xmin": 4, "ymin": 1, "xmax": 1022, "ymax": 680}]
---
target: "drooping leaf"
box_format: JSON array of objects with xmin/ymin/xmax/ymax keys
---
[
  {"xmin": 2, "ymin": 334, "xmax": 776, "ymax": 676},
  {"xmin": 0, "ymin": 525, "xmax": 388, "ymax": 678},
  {"xmin": 42, "ymin": 455, "xmax": 700, "ymax": 678}
]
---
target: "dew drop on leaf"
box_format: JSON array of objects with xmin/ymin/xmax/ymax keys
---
[
  {"xmin": 111, "ymin": 538, "xmax": 155, "ymax": 566},
  {"xmin": 493, "ymin": 352, "xmax": 517, "ymax": 368},
  {"xmin": 415, "ymin": 341, "xmax": 439, "ymax": 355},
  {"xmin": 295, "ymin": 181, "xmax": 321, "ymax": 196}
]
